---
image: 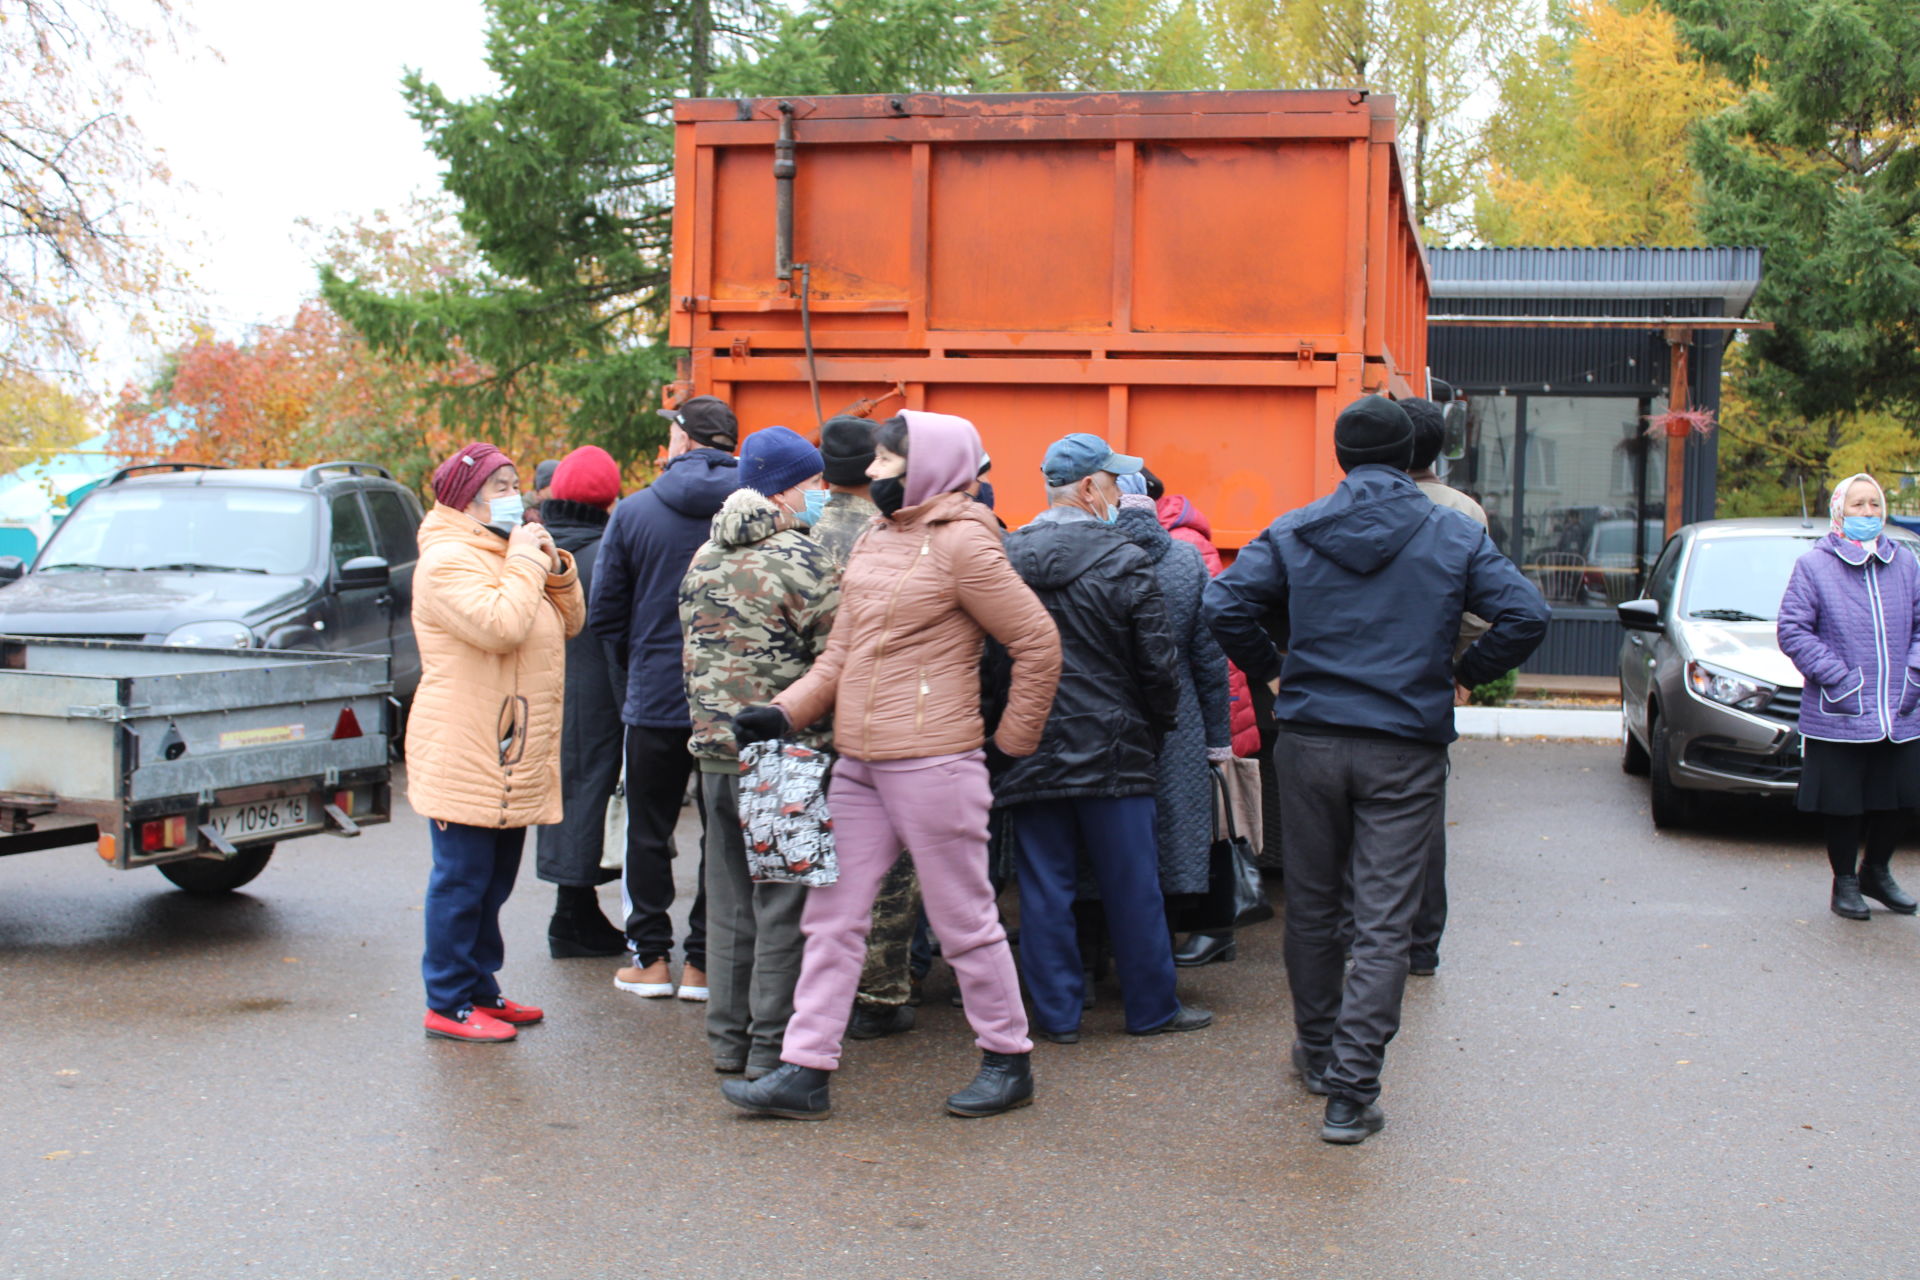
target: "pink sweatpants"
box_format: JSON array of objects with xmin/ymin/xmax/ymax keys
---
[{"xmin": 781, "ymin": 751, "xmax": 1031, "ymax": 1070}]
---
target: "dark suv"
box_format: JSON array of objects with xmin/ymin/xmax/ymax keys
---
[{"xmin": 0, "ymin": 462, "xmax": 423, "ymax": 698}]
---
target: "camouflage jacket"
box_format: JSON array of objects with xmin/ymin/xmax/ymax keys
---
[
  {"xmin": 680, "ymin": 488, "xmax": 841, "ymax": 768},
  {"xmin": 810, "ymin": 491, "xmax": 880, "ymax": 567}
]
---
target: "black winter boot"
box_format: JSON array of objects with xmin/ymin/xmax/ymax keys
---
[
  {"xmin": 1321, "ymin": 1097, "xmax": 1386, "ymax": 1145},
  {"xmin": 719, "ymin": 1062, "xmax": 832, "ymax": 1120},
  {"xmin": 847, "ymin": 1002, "xmax": 916, "ymax": 1040},
  {"xmin": 1832, "ymin": 875, "xmax": 1871, "ymax": 921},
  {"xmin": 1859, "ymin": 865, "xmax": 1918, "ymax": 914},
  {"xmin": 945, "ymin": 1051, "xmax": 1034, "ymax": 1118},
  {"xmin": 548, "ymin": 886, "xmax": 628, "ymax": 958}
]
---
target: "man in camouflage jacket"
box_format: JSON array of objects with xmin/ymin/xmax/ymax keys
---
[{"xmin": 680, "ymin": 427, "xmax": 839, "ymax": 1077}]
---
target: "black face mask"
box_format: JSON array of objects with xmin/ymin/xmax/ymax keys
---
[{"xmin": 871, "ymin": 475, "xmax": 906, "ymax": 517}]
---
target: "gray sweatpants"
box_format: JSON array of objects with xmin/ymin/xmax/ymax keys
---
[
  {"xmin": 1276, "ymin": 729, "xmax": 1447, "ymax": 1105},
  {"xmin": 700, "ymin": 772, "xmax": 807, "ymax": 1073}
]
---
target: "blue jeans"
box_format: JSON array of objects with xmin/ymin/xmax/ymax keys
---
[
  {"xmin": 1010, "ymin": 796, "xmax": 1179, "ymax": 1035},
  {"xmin": 423, "ymin": 820, "xmax": 526, "ymax": 1014}
]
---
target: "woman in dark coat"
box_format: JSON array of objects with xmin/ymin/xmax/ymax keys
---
[
  {"xmin": 1114, "ymin": 479, "xmax": 1232, "ymax": 905},
  {"xmin": 1777, "ymin": 471, "xmax": 1920, "ymax": 920},
  {"xmin": 534, "ymin": 446, "xmax": 631, "ymax": 956}
]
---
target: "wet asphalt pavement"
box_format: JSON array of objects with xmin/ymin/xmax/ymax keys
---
[{"xmin": 6, "ymin": 739, "xmax": 1918, "ymax": 1279}]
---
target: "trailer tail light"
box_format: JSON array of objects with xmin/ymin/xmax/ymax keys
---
[
  {"xmin": 333, "ymin": 789, "xmax": 354, "ymax": 817},
  {"xmin": 97, "ymin": 834, "xmax": 117, "ymax": 862},
  {"xmin": 140, "ymin": 814, "xmax": 189, "ymax": 853},
  {"xmin": 333, "ymin": 706, "xmax": 363, "ymax": 740}
]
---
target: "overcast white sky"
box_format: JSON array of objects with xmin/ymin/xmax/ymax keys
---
[{"xmin": 115, "ymin": 0, "xmax": 496, "ymax": 384}]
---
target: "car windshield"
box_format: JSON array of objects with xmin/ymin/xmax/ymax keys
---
[
  {"xmin": 37, "ymin": 487, "xmax": 318, "ymax": 576},
  {"xmin": 1681, "ymin": 535, "xmax": 1822, "ymax": 622}
]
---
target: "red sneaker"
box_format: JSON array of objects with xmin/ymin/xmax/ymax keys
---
[
  {"xmin": 473, "ymin": 997, "xmax": 544, "ymax": 1025},
  {"xmin": 424, "ymin": 1007, "xmax": 516, "ymax": 1042}
]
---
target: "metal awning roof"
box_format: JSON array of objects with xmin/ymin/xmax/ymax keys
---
[{"xmin": 1429, "ymin": 247, "xmax": 1762, "ymax": 316}]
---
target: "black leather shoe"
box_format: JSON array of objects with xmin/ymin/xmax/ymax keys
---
[
  {"xmin": 719, "ymin": 1062, "xmax": 832, "ymax": 1120},
  {"xmin": 1860, "ymin": 866, "xmax": 1918, "ymax": 914},
  {"xmin": 946, "ymin": 1051, "xmax": 1034, "ymax": 1117},
  {"xmin": 1832, "ymin": 875, "xmax": 1872, "ymax": 921},
  {"xmin": 547, "ymin": 909, "xmax": 630, "ymax": 958},
  {"xmin": 1173, "ymin": 932, "xmax": 1237, "ymax": 967},
  {"xmin": 1291, "ymin": 1042, "xmax": 1329, "ymax": 1096},
  {"xmin": 1036, "ymin": 1027, "xmax": 1080, "ymax": 1045},
  {"xmin": 847, "ymin": 1003, "xmax": 917, "ymax": 1040},
  {"xmin": 1321, "ymin": 1097, "xmax": 1386, "ymax": 1144},
  {"xmin": 1128, "ymin": 1003, "xmax": 1214, "ymax": 1036}
]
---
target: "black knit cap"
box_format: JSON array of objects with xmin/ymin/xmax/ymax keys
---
[
  {"xmin": 820, "ymin": 415, "xmax": 877, "ymax": 487},
  {"xmin": 1333, "ymin": 395, "xmax": 1416, "ymax": 472}
]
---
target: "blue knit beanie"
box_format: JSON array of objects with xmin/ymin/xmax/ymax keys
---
[{"xmin": 740, "ymin": 425, "xmax": 824, "ymax": 497}]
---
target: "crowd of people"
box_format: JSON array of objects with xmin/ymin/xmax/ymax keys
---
[{"xmin": 401, "ymin": 391, "xmax": 1555, "ymax": 1144}]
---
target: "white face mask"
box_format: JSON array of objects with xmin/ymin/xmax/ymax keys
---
[{"xmin": 488, "ymin": 493, "xmax": 526, "ymax": 530}]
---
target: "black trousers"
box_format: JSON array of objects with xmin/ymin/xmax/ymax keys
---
[
  {"xmin": 621, "ymin": 724, "xmax": 706, "ymax": 968},
  {"xmin": 1277, "ymin": 729, "xmax": 1447, "ymax": 1106},
  {"xmin": 1410, "ymin": 776, "xmax": 1449, "ymax": 963}
]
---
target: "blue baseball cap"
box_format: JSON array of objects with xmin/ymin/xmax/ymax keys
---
[{"xmin": 1041, "ymin": 433, "xmax": 1144, "ymax": 486}]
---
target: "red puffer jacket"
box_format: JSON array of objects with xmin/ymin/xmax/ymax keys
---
[{"xmin": 1158, "ymin": 494, "xmax": 1261, "ymax": 757}]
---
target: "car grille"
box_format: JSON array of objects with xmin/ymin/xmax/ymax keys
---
[
  {"xmin": 1757, "ymin": 685, "xmax": 1801, "ymax": 729},
  {"xmin": 1686, "ymin": 735, "xmax": 1802, "ymax": 785}
]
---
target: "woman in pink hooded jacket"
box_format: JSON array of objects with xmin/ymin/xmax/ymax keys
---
[{"xmin": 724, "ymin": 411, "xmax": 1062, "ymax": 1122}]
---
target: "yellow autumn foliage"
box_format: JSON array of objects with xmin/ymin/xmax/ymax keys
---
[{"xmin": 1477, "ymin": 0, "xmax": 1736, "ymax": 247}]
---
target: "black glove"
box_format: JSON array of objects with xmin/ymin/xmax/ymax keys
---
[{"xmin": 733, "ymin": 704, "xmax": 790, "ymax": 745}]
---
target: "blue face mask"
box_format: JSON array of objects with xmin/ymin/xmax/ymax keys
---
[
  {"xmin": 488, "ymin": 493, "xmax": 525, "ymax": 530},
  {"xmin": 1844, "ymin": 514, "xmax": 1883, "ymax": 541},
  {"xmin": 1103, "ymin": 502, "xmax": 1119, "ymax": 524},
  {"xmin": 796, "ymin": 488, "xmax": 829, "ymax": 527}
]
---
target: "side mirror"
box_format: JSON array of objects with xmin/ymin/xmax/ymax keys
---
[
  {"xmin": 0, "ymin": 556, "xmax": 23, "ymax": 584},
  {"xmin": 1617, "ymin": 599, "xmax": 1664, "ymax": 633},
  {"xmin": 1441, "ymin": 400, "xmax": 1468, "ymax": 461},
  {"xmin": 335, "ymin": 555, "xmax": 390, "ymax": 590}
]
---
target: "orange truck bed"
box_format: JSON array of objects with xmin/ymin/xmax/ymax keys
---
[{"xmin": 668, "ymin": 90, "xmax": 1430, "ymax": 547}]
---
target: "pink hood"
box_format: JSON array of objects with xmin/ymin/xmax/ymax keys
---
[
  {"xmin": 902, "ymin": 410, "xmax": 984, "ymax": 509},
  {"xmin": 1156, "ymin": 493, "xmax": 1214, "ymax": 541}
]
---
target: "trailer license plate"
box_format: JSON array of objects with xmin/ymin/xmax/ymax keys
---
[{"xmin": 209, "ymin": 797, "xmax": 314, "ymax": 841}]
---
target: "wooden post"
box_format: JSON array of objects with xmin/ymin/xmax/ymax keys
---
[{"xmin": 1665, "ymin": 327, "xmax": 1691, "ymax": 539}]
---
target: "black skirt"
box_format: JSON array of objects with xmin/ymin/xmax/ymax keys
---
[{"xmin": 1797, "ymin": 737, "xmax": 1920, "ymax": 815}]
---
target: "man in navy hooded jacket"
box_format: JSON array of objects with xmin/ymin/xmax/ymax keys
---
[
  {"xmin": 1203, "ymin": 394, "xmax": 1548, "ymax": 1145},
  {"xmin": 589, "ymin": 396, "xmax": 741, "ymax": 1001}
]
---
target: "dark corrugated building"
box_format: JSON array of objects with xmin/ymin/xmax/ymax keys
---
[{"xmin": 1427, "ymin": 247, "xmax": 1763, "ymax": 676}]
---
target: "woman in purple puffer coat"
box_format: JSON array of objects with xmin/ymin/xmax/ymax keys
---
[{"xmin": 1778, "ymin": 472, "xmax": 1920, "ymax": 920}]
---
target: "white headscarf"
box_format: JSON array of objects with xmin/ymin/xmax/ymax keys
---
[{"xmin": 1829, "ymin": 472, "xmax": 1886, "ymax": 544}]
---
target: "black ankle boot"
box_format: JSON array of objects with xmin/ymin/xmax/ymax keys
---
[
  {"xmin": 946, "ymin": 1051, "xmax": 1034, "ymax": 1117},
  {"xmin": 720, "ymin": 1062, "xmax": 832, "ymax": 1120},
  {"xmin": 1173, "ymin": 932, "xmax": 1237, "ymax": 967},
  {"xmin": 847, "ymin": 1003, "xmax": 916, "ymax": 1040},
  {"xmin": 1832, "ymin": 874, "xmax": 1872, "ymax": 921},
  {"xmin": 548, "ymin": 905, "xmax": 629, "ymax": 958},
  {"xmin": 1860, "ymin": 865, "xmax": 1918, "ymax": 914}
]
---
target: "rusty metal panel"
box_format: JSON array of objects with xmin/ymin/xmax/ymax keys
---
[{"xmin": 670, "ymin": 90, "xmax": 1429, "ymax": 545}]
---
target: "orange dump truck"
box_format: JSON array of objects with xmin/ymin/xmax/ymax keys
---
[{"xmin": 667, "ymin": 89, "xmax": 1430, "ymax": 547}]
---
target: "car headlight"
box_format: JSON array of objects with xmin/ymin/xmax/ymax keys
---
[
  {"xmin": 1687, "ymin": 660, "xmax": 1774, "ymax": 712},
  {"xmin": 164, "ymin": 621, "xmax": 257, "ymax": 649}
]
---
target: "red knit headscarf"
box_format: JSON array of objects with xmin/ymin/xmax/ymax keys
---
[{"xmin": 432, "ymin": 443, "xmax": 512, "ymax": 512}]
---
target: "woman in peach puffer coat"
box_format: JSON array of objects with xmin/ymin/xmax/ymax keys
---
[{"xmin": 409, "ymin": 442, "xmax": 584, "ymax": 1043}]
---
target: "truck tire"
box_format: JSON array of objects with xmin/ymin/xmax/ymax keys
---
[
  {"xmin": 1621, "ymin": 719, "xmax": 1651, "ymax": 776},
  {"xmin": 158, "ymin": 846, "xmax": 275, "ymax": 896},
  {"xmin": 1648, "ymin": 719, "xmax": 1694, "ymax": 830}
]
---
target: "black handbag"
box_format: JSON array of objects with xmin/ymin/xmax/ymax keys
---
[{"xmin": 1199, "ymin": 763, "xmax": 1273, "ymax": 930}]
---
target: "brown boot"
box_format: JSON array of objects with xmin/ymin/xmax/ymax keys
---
[{"xmin": 614, "ymin": 957, "xmax": 674, "ymax": 998}]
